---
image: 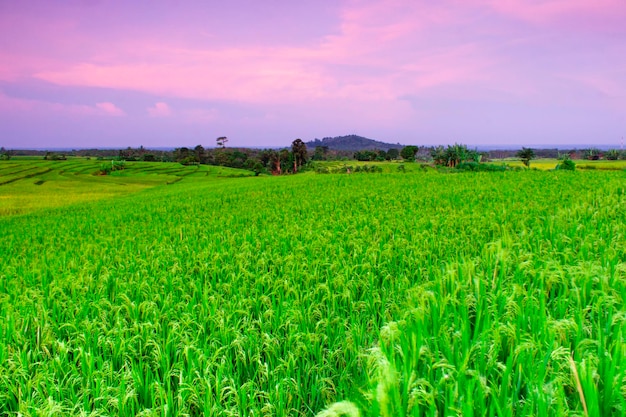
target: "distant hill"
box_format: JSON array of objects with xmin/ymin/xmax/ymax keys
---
[{"xmin": 306, "ymin": 135, "xmax": 404, "ymax": 151}]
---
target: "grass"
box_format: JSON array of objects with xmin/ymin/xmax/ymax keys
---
[{"xmin": 0, "ymin": 161, "xmax": 624, "ymax": 416}]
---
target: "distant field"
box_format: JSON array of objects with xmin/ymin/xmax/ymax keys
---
[
  {"xmin": 497, "ymin": 158, "xmax": 626, "ymax": 170},
  {"xmin": 0, "ymin": 158, "xmax": 253, "ymax": 216},
  {"xmin": 312, "ymin": 158, "xmax": 626, "ymax": 173},
  {"xmin": 0, "ymin": 161, "xmax": 625, "ymax": 416},
  {"xmin": 309, "ymin": 160, "xmax": 431, "ymax": 174}
]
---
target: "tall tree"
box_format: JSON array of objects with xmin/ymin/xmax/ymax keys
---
[
  {"xmin": 216, "ymin": 136, "xmax": 228, "ymax": 148},
  {"xmin": 516, "ymin": 147, "xmax": 536, "ymax": 168},
  {"xmin": 291, "ymin": 139, "xmax": 308, "ymax": 172}
]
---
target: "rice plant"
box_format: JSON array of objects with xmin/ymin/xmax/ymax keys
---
[{"xmin": 0, "ymin": 163, "xmax": 624, "ymax": 416}]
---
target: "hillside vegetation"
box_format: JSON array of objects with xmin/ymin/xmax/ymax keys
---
[{"xmin": 306, "ymin": 135, "xmax": 404, "ymax": 151}]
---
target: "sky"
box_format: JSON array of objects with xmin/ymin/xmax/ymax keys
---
[{"xmin": 1, "ymin": 0, "xmax": 625, "ymax": 149}]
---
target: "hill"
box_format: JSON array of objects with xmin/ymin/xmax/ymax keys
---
[{"xmin": 306, "ymin": 135, "xmax": 404, "ymax": 151}]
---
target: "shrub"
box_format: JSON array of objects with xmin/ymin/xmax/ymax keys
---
[
  {"xmin": 456, "ymin": 162, "xmax": 508, "ymax": 172},
  {"xmin": 556, "ymin": 158, "xmax": 576, "ymax": 171}
]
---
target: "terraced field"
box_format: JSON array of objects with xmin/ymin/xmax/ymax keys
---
[
  {"xmin": 0, "ymin": 160, "xmax": 624, "ymax": 416},
  {"xmin": 0, "ymin": 159, "xmax": 253, "ymax": 216}
]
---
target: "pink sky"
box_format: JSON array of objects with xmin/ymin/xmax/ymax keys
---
[{"xmin": 1, "ymin": 0, "xmax": 625, "ymax": 149}]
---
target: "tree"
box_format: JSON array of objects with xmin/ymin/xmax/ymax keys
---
[
  {"xmin": 173, "ymin": 147, "xmax": 191, "ymax": 163},
  {"xmin": 444, "ymin": 143, "xmax": 468, "ymax": 168},
  {"xmin": 214, "ymin": 150, "xmax": 230, "ymax": 166},
  {"xmin": 430, "ymin": 146, "xmax": 446, "ymax": 165},
  {"xmin": 386, "ymin": 148, "xmax": 399, "ymax": 160},
  {"xmin": 194, "ymin": 145, "xmax": 206, "ymax": 164},
  {"xmin": 354, "ymin": 150, "xmax": 377, "ymax": 161},
  {"xmin": 400, "ymin": 146, "xmax": 418, "ymax": 161},
  {"xmin": 291, "ymin": 139, "xmax": 308, "ymax": 172},
  {"xmin": 228, "ymin": 150, "xmax": 248, "ymax": 168},
  {"xmin": 216, "ymin": 136, "xmax": 228, "ymax": 148},
  {"xmin": 582, "ymin": 148, "xmax": 600, "ymax": 160},
  {"xmin": 466, "ymin": 148, "xmax": 482, "ymax": 163},
  {"xmin": 265, "ymin": 150, "xmax": 281, "ymax": 175},
  {"xmin": 516, "ymin": 147, "xmax": 536, "ymax": 168},
  {"xmin": 280, "ymin": 148, "xmax": 293, "ymax": 173},
  {"xmin": 605, "ymin": 149, "xmax": 620, "ymax": 160},
  {"xmin": 312, "ymin": 146, "xmax": 329, "ymax": 161}
]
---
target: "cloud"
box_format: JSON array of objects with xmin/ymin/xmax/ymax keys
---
[
  {"xmin": 2, "ymin": 1, "xmax": 505, "ymax": 106},
  {"xmin": 147, "ymin": 102, "xmax": 172, "ymax": 117},
  {"xmin": 0, "ymin": 91, "xmax": 125, "ymax": 117},
  {"xmin": 482, "ymin": 0, "xmax": 626, "ymax": 31},
  {"xmin": 95, "ymin": 101, "xmax": 125, "ymax": 116}
]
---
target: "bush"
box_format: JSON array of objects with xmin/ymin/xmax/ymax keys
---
[
  {"xmin": 456, "ymin": 162, "xmax": 508, "ymax": 172},
  {"xmin": 180, "ymin": 156, "xmax": 199, "ymax": 166},
  {"xmin": 44, "ymin": 152, "xmax": 67, "ymax": 160},
  {"xmin": 97, "ymin": 160, "xmax": 126, "ymax": 175},
  {"xmin": 98, "ymin": 164, "xmax": 112, "ymax": 175},
  {"xmin": 556, "ymin": 159, "xmax": 576, "ymax": 171}
]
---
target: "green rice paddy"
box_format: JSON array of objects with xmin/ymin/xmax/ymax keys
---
[{"xmin": 0, "ymin": 159, "xmax": 624, "ymax": 416}]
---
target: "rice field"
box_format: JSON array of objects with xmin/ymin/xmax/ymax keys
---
[
  {"xmin": 0, "ymin": 160, "xmax": 625, "ymax": 416},
  {"xmin": 0, "ymin": 159, "xmax": 252, "ymax": 216},
  {"xmin": 500, "ymin": 158, "xmax": 626, "ymax": 171}
]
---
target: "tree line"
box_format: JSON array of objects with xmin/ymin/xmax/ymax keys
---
[
  {"xmin": 172, "ymin": 138, "xmax": 309, "ymax": 176},
  {"xmin": 1, "ymin": 143, "xmax": 624, "ymax": 173}
]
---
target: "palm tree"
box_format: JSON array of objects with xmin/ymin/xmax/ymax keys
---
[
  {"xmin": 291, "ymin": 139, "xmax": 308, "ymax": 172},
  {"xmin": 430, "ymin": 146, "xmax": 446, "ymax": 166}
]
